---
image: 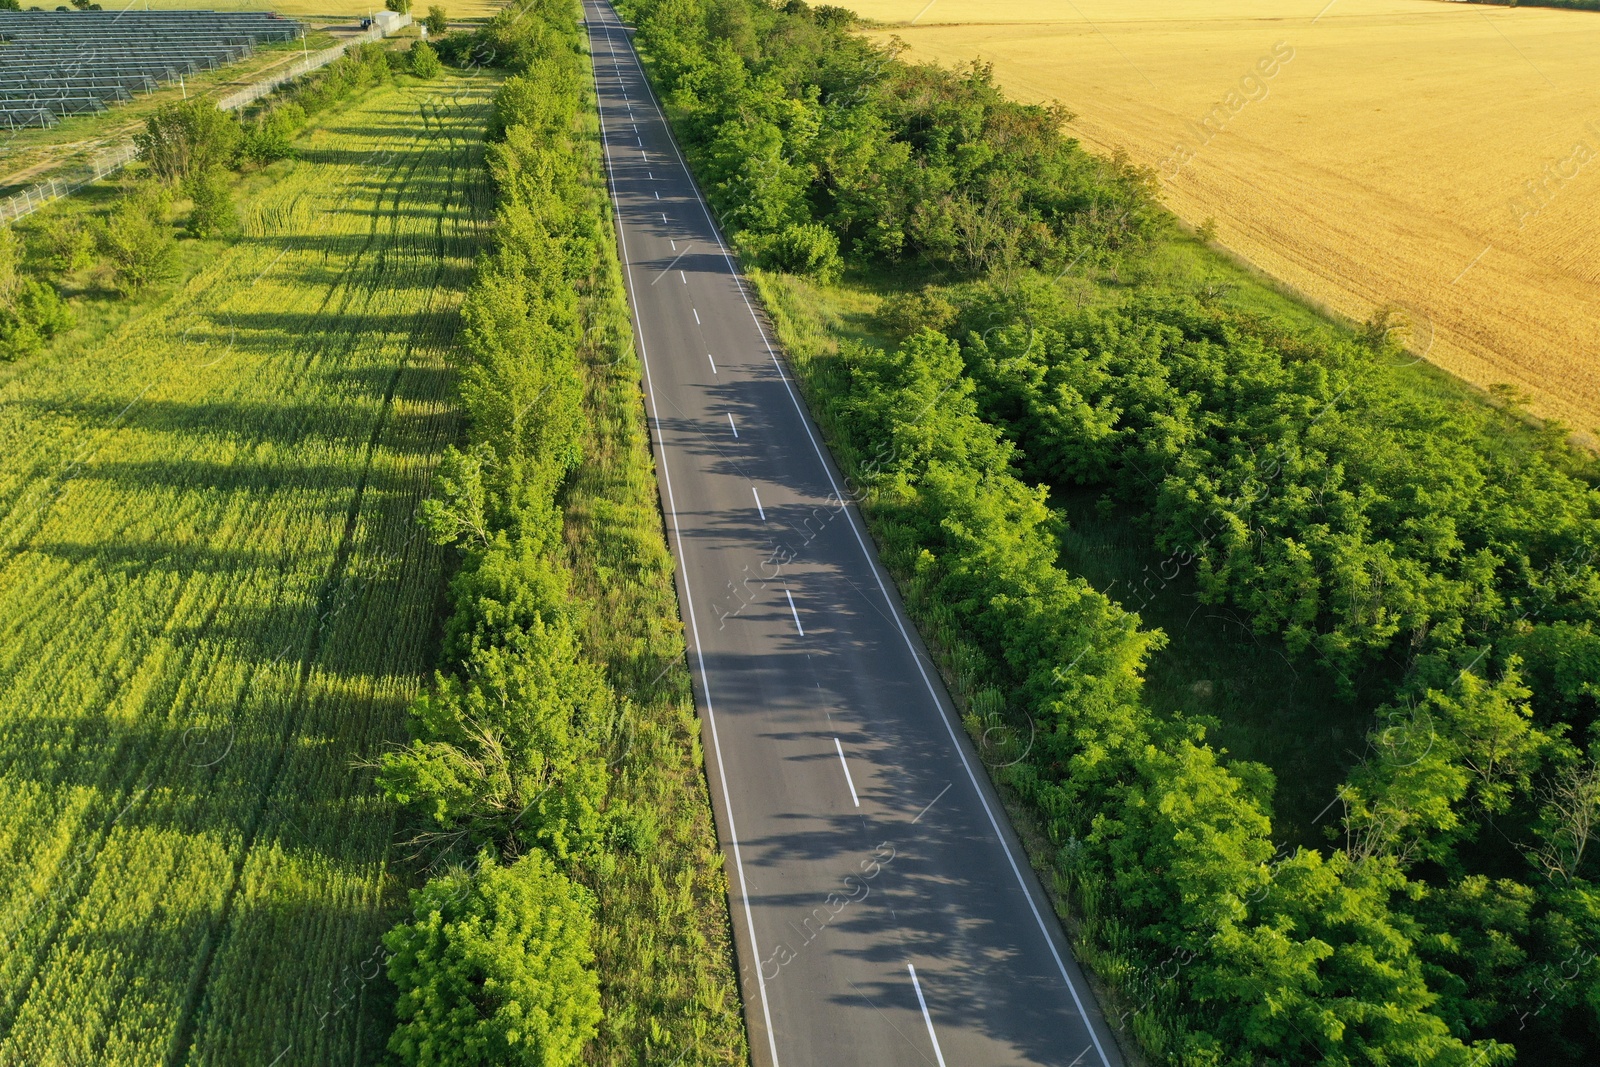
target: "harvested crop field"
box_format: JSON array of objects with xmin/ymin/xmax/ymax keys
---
[{"xmin": 846, "ymin": 0, "xmax": 1600, "ymax": 433}]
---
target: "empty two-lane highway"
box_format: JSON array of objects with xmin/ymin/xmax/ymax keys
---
[{"xmin": 581, "ymin": 4, "xmax": 1124, "ymax": 1063}]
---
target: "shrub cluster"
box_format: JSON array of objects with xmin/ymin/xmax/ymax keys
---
[
  {"xmin": 952, "ymin": 270, "xmax": 1600, "ymax": 1063},
  {"xmin": 0, "ymin": 226, "xmax": 72, "ymax": 360},
  {"xmin": 814, "ymin": 326, "xmax": 1504, "ymax": 1064}
]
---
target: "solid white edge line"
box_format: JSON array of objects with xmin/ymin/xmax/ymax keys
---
[
  {"xmin": 612, "ymin": 10, "xmax": 1114, "ymax": 1064},
  {"xmin": 784, "ymin": 587, "xmax": 805, "ymax": 636},
  {"xmin": 908, "ymin": 964, "xmax": 949, "ymax": 1067},
  {"xmin": 834, "ymin": 737, "xmax": 860, "ymax": 807},
  {"xmin": 585, "ymin": 10, "xmax": 783, "ymax": 1067}
]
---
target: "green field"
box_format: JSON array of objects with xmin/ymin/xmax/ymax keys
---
[{"xmin": 0, "ymin": 71, "xmax": 495, "ymax": 1065}]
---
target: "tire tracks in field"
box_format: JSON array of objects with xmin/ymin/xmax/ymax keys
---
[
  {"xmin": 0, "ymin": 99, "xmax": 442, "ymax": 1067},
  {"xmin": 163, "ymin": 89, "xmax": 490, "ymax": 1067},
  {"xmin": 0, "ymin": 163, "xmax": 347, "ymax": 1045}
]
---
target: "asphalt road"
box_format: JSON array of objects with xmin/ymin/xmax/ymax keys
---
[{"xmin": 582, "ymin": 5, "xmax": 1126, "ymax": 1064}]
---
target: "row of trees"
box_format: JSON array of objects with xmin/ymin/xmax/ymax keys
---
[
  {"xmin": 620, "ymin": 0, "xmax": 1599, "ymax": 1062},
  {"xmin": 373, "ymin": 4, "xmax": 620, "ymax": 1064},
  {"xmin": 627, "ymin": 0, "xmax": 1155, "ymax": 278}
]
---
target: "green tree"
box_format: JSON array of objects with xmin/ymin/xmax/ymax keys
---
[
  {"xmin": 99, "ymin": 184, "xmax": 176, "ymax": 295},
  {"xmin": 1433, "ymin": 663, "xmax": 1549, "ymax": 815},
  {"xmin": 377, "ymin": 616, "xmax": 611, "ymax": 862},
  {"xmin": 425, "ymin": 4, "xmax": 448, "ymax": 34},
  {"xmin": 135, "ymin": 100, "xmax": 242, "ymax": 184},
  {"xmin": 386, "ymin": 0, "xmax": 412, "ymax": 13},
  {"xmin": 410, "ymin": 39, "xmax": 443, "ymax": 78},
  {"xmin": 0, "ymin": 226, "xmax": 74, "ymax": 362},
  {"xmin": 384, "ymin": 851, "xmax": 601, "ymax": 1067},
  {"xmin": 184, "ymin": 166, "xmax": 235, "ymax": 238},
  {"xmin": 704, "ymin": 117, "xmax": 812, "ymax": 238},
  {"xmin": 418, "ymin": 444, "xmax": 496, "ymax": 550},
  {"xmin": 37, "ymin": 214, "xmax": 98, "ymax": 278},
  {"xmin": 1530, "ymin": 745, "xmax": 1600, "ymax": 883}
]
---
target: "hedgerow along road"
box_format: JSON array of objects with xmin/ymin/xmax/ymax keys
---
[{"xmin": 583, "ymin": 3, "xmax": 1124, "ymax": 1064}]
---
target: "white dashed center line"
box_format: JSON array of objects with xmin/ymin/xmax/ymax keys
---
[
  {"xmin": 909, "ymin": 965, "xmax": 948, "ymax": 1067},
  {"xmin": 833, "ymin": 738, "xmax": 860, "ymax": 807},
  {"xmin": 785, "ymin": 587, "xmax": 804, "ymax": 635}
]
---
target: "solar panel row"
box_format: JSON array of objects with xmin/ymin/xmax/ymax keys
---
[{"xmin": 0, "ymin": 11, "xmax": 304, "ymax": 127}]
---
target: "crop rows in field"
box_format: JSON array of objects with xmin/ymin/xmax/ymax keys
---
[{"xmin": 0, "ymin": 73, "xmax": 494, "ymax": 1066}]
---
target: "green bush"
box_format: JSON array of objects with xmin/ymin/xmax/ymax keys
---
[
  {"xmin": 36, "ymin": 214, "xmax": 98, "ymax": 278},
  {"xmin": 875, "ymin": 287, "xmax": 957, "ymax": 341},
  {"xmin": 0, "ymin": 277, "xmax": 73, "ymax": 361},
  {"xmin": 99, "ymin": 183, "xmax": 176, "ymax": 295},
  {"xmin": 240, "ymin": 105, "xmax": 302, "ymax": 164},
  {"xmin": 425, "ymin": 5, "xmax": 448, "ymax": 35},
  {"xmin": 755, "ymin": 222, "xmax": 843, "ymax": 282},
  {"xmin": 386, "ymin": 0, "xmax": 412, "ymax": 13},
  {"xmin": 410, "ymin": 39, "xmax": 443, "ymax": 78},
  {"xmin": 184, "ymin": 166, "xmax": 234, "ymax": 238},
  {"xmin": 384, "ymin": 852, "xmax": 601, "ymax": 1067},
  {"xmin": 0, "ymin": 222, "xmax": 73, "ymax": 360},
  {"xmin": 135, "ymin": 100, "xmax": 242, "ymax": 184},
  {"xmin": 293, "ymin": 43, "xmax": 393, "ymax": 117}
]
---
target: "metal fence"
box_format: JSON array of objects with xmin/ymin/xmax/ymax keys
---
[
  {"xmin": 216, "ymin": 15, "xmax": 411, "ymax": 112},
  {"xmin": 0, "ymin": 13, "xmax": 413, "ymax": 227}
]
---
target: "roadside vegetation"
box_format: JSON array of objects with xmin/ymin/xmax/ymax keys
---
[
  {"xmin": 375, "ymin": 4, "xmax": 748, "ymax": 1066},
  {"xmin": 617, "ymin": 0, "xmax": 1600, "ymax": 1063}
]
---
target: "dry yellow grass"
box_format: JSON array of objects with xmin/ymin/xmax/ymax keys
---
[{"xmin": 847, "ymin": 0, "xmax": 1600, "ymax": 433}]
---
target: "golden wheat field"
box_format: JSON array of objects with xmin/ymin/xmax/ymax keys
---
[{"xmin": 847, "ymin": 0, "xmax": 1600, "ymax": 432}]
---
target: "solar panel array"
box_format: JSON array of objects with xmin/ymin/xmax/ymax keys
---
[{"xmin": 0, "ymin": 11, "xmax": 304, "ymax": 128}]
